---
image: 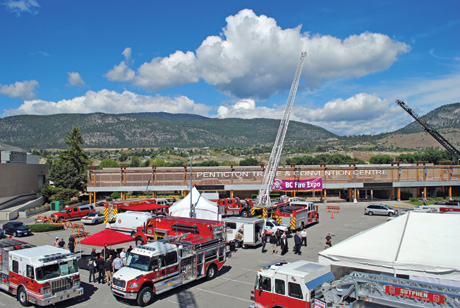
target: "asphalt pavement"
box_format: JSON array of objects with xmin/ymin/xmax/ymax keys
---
[{"xmin": 0, "ymin": 200, "xmax": 414, "ymax": 308}]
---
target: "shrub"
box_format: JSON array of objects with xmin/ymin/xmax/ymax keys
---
[
  {"xmin": 111, "ymin": 191, "xmax": 121, "ymax": 199},
  {"xmin": 28, "ymin": 224, "xmax": 64, "ymax": 232}
]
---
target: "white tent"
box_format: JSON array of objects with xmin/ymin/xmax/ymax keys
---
[
  {"xmin": 318, "ymin": 212, "xmax": 460, "ymax": 287},
  {"xmin": 169, "ymin": 187, "xmax": 220, "ymax": 220}
]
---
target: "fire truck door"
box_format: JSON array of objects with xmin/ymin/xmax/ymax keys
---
[{"xmin": 273, "ymin": 276, "xmax": 288, "ymax": 307}]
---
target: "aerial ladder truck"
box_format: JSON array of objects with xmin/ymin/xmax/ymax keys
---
[
  {"xmin": 251, "ymin": 52, "xmax": 307, "ymax": 218},
  {"xmin": 396, "ymin": 100, "xmax": 460, "ymax": 162}
]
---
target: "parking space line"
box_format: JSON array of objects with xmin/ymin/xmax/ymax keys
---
[
  {"xmin": 222, "ymin": 277, "xmax": 254, "ymax": 285},
  {"xmin": 241, "ymin": 267, "xmax": 258, "ymax": 272},
  {"xmin": 196, "ymin": 288, "xmax": 252, "ymax": 303}
]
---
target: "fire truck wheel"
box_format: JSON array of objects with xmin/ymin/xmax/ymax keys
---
[
  {"xmin": 240, "ymin": 210, "xmax": 248, "ymax": 217},
  {"xmin": 137, "ymin": 286, "xmax": 154, "ymax": 307},
  {"xmin": 17, "ymin": 287, "xmax": 30, "ymax": 307},
  {"xmin": 135, "ymin": 237, "xmax": 145, "ymax": 246},
  {"xmin": 206, "ymin": 264, "xmax": 218, "ymax": 280}
]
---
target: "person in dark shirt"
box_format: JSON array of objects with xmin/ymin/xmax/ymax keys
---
[
  {"xmin": 58, "ymin": 238, "xmax": 65, "ymax": 248},
  {"xmin": 88, "ymin": 257, "xmax": 96, "ymax": 283},
  {"xmin": 294, "ymin": 231, "xmax": 302, "ymax": 255},
  {"xmin": 68, "ymin": 236, "xmax": 75, "ymax": 253},
  {"xmin": 97, "ymin": 255, "xmax": 105, "ymax": 284}
]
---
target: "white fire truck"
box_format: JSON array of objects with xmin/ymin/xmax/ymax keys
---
[
  {"xmin": 111, "ymin": 233, "xmax": 228, "ymax": 306},
  {"xmin": 0, "ymin": 238, "xmax": 83, "ymax": 306},
  {"xmin": 250, "ymin": 260, "xmax": 460, "ymax": 308}
]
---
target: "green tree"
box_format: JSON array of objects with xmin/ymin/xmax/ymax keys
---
[
  {"xmin": 98, "ymin": 159, "xmax": 120, "ymax": 169},
  {"xmin": 130, "ymin": 156, "xmax": 141, "ymax": 167},
  {"xmin": 119, "ymin": 153, "xmax": 128, "ymax": 162},
  {"xmin": 151, "ymin": 158, "xmax": 166, "ymax": 167},
  {"xmin": 369, "ymin": 154, "xmax": 394, "ymax": 164},
  {"xmin": 47, "ymin": 127, "xmax": 89, "ymax": 192},
  {"xmin": 239, "ymin": 157, "xmax": 259, "ymax": 166}
]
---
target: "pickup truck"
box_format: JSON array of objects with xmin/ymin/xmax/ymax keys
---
[{"xmin": 50, "ymin": 204, "xmax": 95, "ymax": 221}]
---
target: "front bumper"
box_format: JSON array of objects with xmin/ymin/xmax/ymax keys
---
[
  {"xmin": 29, "ymin": 286, "xmax": 84, "ymax": 306},
  {"xmin": 111, "ymin": 287, "xmax": 138, "ymax": 300}
]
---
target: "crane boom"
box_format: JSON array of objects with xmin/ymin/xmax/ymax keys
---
[
  {"xmin": 396, "ymin": 100, "xmax": 460, "ymax": 162},
  {"xmin": 257, "ymin": 52, "xmax": 307, "ymax": 209}
]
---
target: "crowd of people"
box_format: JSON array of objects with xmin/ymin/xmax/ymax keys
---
[
  {"xmin": 87, "ymin": 245, "xmax": 133, "ymax": 284},
  {"xmin": 261, "ymin": 228, "xmax": 332, "ymax": 255}
]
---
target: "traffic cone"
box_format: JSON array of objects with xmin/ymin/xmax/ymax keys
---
[{"xmin": 331, "ymin": 211, "xmax": 334, "ymax": 219}]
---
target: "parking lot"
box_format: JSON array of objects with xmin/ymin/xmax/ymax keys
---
[{"xmin": 0, "ymin": 201, "xmax": 412, "ymax": 308}]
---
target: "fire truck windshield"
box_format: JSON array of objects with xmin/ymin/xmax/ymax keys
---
[
  {"xmin": 126, "ymin": 253, "xmax": 152, "ymax": 271},
  {"xmin": 35, "ymin": 260, "xmax": 78, "ymax": 281}
]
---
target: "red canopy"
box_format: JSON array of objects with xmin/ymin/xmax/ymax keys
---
[
  {"xmin": 117, "ymin": 203, "xmax": 168, "ymax": 212},
  {"xmin": 80, "ymin": 229, "xmax": 134, "ymax": 247}
]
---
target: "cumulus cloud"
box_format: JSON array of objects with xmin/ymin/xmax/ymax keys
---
[
  {"xmin": 5, "ymin": 0, "xmax": 39, "ymax": 15},
  {"xmin": 0, "ymin": 80, "xmax": 38, "ymax": 99},
  {"xmin": 216, "ymin": 93, "xmax": 404, "ymax": 135},
  {"xmin": 128, "ymin": 9, "xmax": 409, "ymax": 99},
  {"xmin": 1, "ymin": 89, "xmax": 211, "ymax": 118},
  {"xmin": 105, "ymin": 47, "xmax": 135, "ymax": 82},
  {"xmin": 67, "ymin": 72, "xmax": 86, "ymax": 87}
]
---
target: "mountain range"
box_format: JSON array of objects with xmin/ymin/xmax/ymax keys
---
[{"xmin": 0, "ymin": 103, "xmax": 458, "ymax": 150}]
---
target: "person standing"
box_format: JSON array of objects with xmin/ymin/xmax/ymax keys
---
[
  {"xmin": 301, "ymin": 228, "xmax": 308, "ymax": 247},
  {"xmin": 261, "ymin": 231, "xmax": 268, "ymax": 253},
  {"xmin": 113, "ymin": 254, "xmax": 123, "ymax": 272},
  {"xmin": 68, "ymin": 236, "xmax": 75, "ymax": 253},
  {"xmin": 88, "ymin": 257, "xmax": 96, "ymax": 283},
  {"xmin": 270, "ymin": 232, "xmax": 278, "ymax": 254},
  {"xmin": 105, "ymin": 256, "xmax": 113, "ymax": 286},
  {"xmin": 127, "ymin": 245, "xmax": 133, "ymax": 255},
  {"xmin": 280, "ymin": 232, "xmax": 288, "ymax": 255},
  {"xmin": 54, "ymin": 237, "xmax": 60, "ymax": 248},
  {"xmin": 294, "ymin": 231, "xmax": 302, "ymax": 255},
  {"xmin": 97, "ymin": 255, "xmax": 105, "ymax": 284},
  {"xmin": 120, "ymin": 248, "xmax": 126, "ymax": 265},
  {"xmin": 58, "ymin": 238, "xmax": 65, "ymax": 249}
]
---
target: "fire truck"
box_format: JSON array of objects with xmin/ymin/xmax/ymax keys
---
[
  {"xmin": 111, "ymin": 233, "xmax": 228, "ymax": 306},
  {"xmin": 272, "ymin": 201, "xmax": 319, "ymax": 231},
  {"xmin": 217, "ymin": 197, "xmax": 254, "ymax": 217},
  {"xmin": 0, "ymin": 238, "xmax": 83, "ymax": 306},
  {"xmin": 250, "ymin": 260, "xmax": 460, "ymax": 308},
  {"xmin": 132, "ymin": 216, "xmax": 225, "ymax": 247}
]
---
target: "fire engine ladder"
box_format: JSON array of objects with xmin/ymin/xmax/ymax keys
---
[
  {"xmin": 318, "ymin": 271, "xmax": 460, "ymax": 308},
  {"xmin": 396, "ymin": 100, "xmax": 460, "ymax": 162},
  {"xmin": 256, "ymin": 52, "xmax": 307, "ymax": 218}
]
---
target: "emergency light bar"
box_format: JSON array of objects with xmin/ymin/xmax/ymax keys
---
[{"xmin": 39, "ymin": 253, "xmax": 73, "ymax": 263}]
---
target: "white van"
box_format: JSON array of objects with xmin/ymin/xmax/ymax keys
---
[
  {"xmin": 106, "ymin": 211, "xmax": 153, "ymax": 236},
  {"xmin": 223, "ymin": 217, "xmax": 288, "ymax": 249}
]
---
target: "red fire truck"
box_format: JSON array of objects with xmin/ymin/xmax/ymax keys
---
[
  {"xmin": 272, "ymin": 201, "xmax": 319, "ymax": 231},
  {"xmin": 111, "ymin": 233, "xmax": 227, "ymax": 306},
  {"xmin": 132, "ymin": 216, "xmax": 225, "ymax": 247},
  {"xmin": 0, "ymin": 238, "xmax": 83, "ymax": 306},
  {"xmin": 217, "ymin": 197, "xmax": 254, "ymax": 217},
  {"xmin": 251, "ymin": 260, "xmax": 460, "ymax": 308}
]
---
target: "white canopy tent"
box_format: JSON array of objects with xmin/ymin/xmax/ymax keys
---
[
  {"xmin": 169, "ymin": 187, "xmax": 220, "ymax": 220},
  {"xmin": 319, "ymin": 212, "xmax": 460, "ymax": 287}
]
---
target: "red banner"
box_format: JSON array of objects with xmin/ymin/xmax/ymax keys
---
[{"xmin": 385, "ymin": 286, "xmax": 445, "ymax": 304}]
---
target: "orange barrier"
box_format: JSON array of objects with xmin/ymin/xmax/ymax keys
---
[{"xmin": 327, "ymin": 205, "xmax": 340, "ymax": 213}]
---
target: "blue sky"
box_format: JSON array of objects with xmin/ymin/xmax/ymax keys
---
[{"xmin": 0, "ymin": 0, "xmax": 459, "ymax": 136}]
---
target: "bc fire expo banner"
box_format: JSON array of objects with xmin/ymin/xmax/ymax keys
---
[{"xmin": 271, "ymin": 177, "xmax": 322, "ymax": 191}]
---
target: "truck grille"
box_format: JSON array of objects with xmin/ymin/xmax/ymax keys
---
[
  {"xmin": 112, "ymin": 278, "xmax": 126, "ymax": 288},
  {"xmin": 51, "ymin": 277, "xmax": 73, "ymax": 293}
]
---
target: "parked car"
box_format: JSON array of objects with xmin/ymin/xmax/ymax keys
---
[
  {"xmin": 2, "ymin": 221, "xmax": 32, "ymax": 237},
  {"xmin": 81, "ymin": 212, "xmax": 105, "ymax": 225},
  {"xmin": 364, "ymin": 204, "xmax": 398, "ymax": 216}
]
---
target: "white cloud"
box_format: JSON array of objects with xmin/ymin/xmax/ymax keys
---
[
  {"xmin": 0, "ymin": 80, "xmax": 38, "ymax": 99},
  {"xmin": 129, "ymin": 9, "xmax": 409, "ymax": 99},
  {"xmin": 134, "ymin": 51, "xmax": 199, "ymax": 91},
  {"xmin": 105, "ymin": 48, "xmax": 135, "ymax": 82},
  {"xmin": 5, "ymin": 0, "xmax": 39, "ymax": 15},
  {"xmin": 216, "ymin": 93, "xmax": 405, "ymax": 136},
  {"xmin": 1, "ymin": 89, "xmax": 211, "ymax": 118},
  {"xmin": 67, "ymin": 72, "xmax": 86, "ymax": 87}
]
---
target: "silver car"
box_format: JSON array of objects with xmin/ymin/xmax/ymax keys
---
[
  {"xmin": 81, "ymin": 212, "xmax": 105, "ymax": 224},
  {"xmin": 364, "ymin": 204, "xmax": 398, "ymax": 216}
]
